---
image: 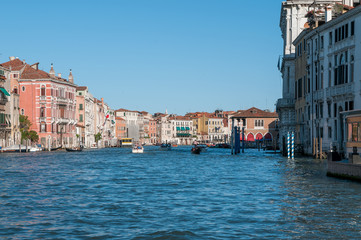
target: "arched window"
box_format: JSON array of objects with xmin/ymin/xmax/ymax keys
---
[{"xmin": 41, "ymin": 85, "xmax": 46, "ymax": 96}]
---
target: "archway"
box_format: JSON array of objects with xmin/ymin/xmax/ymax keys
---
[{"xmin": 247, "ymin": 133, "xmax": 254, "ymax": 142}]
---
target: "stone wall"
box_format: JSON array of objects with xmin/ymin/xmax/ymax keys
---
[{"xmin": 327, "ymin": 160, "xmax": 361, "ymax": 181}]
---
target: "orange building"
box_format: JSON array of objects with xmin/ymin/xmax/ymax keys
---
[
  {"xmin": 115, "ymin": 117, "xmax": 126, "ymax": 142},
  {"xmin": 149, "ymin": 119, "xmax": 157, "ymax": 144}
]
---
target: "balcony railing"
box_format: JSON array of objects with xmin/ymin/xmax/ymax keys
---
[
  {"xmin": 326, "ymin": 82, "xmax": 354, "ymax": 98},
  {"xmin": 57, "ymin": 97, "xmax": 68, "ymax": 105},
  {"xmin": 39, "ymin": 117, "xmax": 46, "ymax": 122},
  {"xmin": 39, "ymin": 95, "xmax": 46, "ymax": 102},
  {"xmin": 0, "ymin": 97, "xmax": 7, "ymax": 105},
  {"xmin": 276, "ymin": 98, "xmax": 295, "ymax": 109}
]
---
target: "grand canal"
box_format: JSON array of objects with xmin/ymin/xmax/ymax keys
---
[{"xmin": 1, "ymin": 146, "xmax": 361, "ymax": 239}]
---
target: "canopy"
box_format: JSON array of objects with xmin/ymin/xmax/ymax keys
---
[
  {"xmin": 0, "ymin": 87, "xmax": 10, "ymax": 96},
  {"xmin": 181, "ymin": 127, "xmax": 185, "ymax": 131},
  {"xmin": 176, "ymin": 127, "xmax": 181, "ymax": 131},
  {"xmin": 186, "ymin": 127, "xmax": 190, "ymax": 130},
  {"xmin": 247, "ymin": 133, "xmax": 254, "ymax": 142},
  {"xmin": 264, "ymin": 133, "xmax": 272, "ymax": 140}
]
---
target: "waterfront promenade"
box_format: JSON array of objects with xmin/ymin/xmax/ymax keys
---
[{"xmin": 1, "ymin": 147, "xmax": 360, "ymax": 239}]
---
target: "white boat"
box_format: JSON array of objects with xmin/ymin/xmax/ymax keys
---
[
  {"xmin": 29, "ymin": 144, "xmax": 43, "ymax": 152},
  {"xmin": 132, "ymin": 144, "xmax": 144, "ymax": 153}
]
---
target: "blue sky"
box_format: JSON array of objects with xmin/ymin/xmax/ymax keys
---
[{"xmin": 1, "ymin": 0, "xmax": 283, "ymax": 115}]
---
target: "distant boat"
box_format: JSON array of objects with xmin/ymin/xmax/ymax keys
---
[
  {"xmin": 191, "ymin": 146, "xmax": 201, "ymax": 154},
  {"xmin": 132, "ymin": 142, "xmax": 144, "ymax": 153},
  {"xmin": 29, "ymin": 144, "xmax": 43, "ymax": 152},
  {"xmin": 66, "ymin": 147, "xmax": 83, "ymax": 152},
  {"xmin": 160, "ymin": 143, "xmax": 171, "ymax": 150}
]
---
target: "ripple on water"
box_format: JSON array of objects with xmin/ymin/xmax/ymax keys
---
[{"xmin": 1, "ymin": 147, "xmax": 361, "ymax": 239}]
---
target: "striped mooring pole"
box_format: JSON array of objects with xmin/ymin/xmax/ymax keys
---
[
  {"xmin": 287, "ymin": 132, "xmax": 290, "ymax": 159},
  {"xmin": 291, "ymin": 132, "xmax": 295, "ymax": 160}
]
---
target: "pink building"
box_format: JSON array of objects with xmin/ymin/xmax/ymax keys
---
[{"xmin": 1, "ymin": 58, "xmax": 77, "ymax": 148}]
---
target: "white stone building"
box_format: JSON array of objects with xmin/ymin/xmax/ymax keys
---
[
  {"xmin": 169, "ymin": 116, "xmax": 193, "ymax": 145},
  {"xmin": 293, "ymin": 2, "xmax": 361, "ymax": 154},
  {"xmin": 276, "ymin": 0, "xmax": 347, "ymax": 153}
]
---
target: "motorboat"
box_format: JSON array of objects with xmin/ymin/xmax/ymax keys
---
[
  {"xmin": 29, "ymin": 144, "xmax": 43, "ymax": 152},
  {"xmin": 132, "ymin": 144, "xmax": 144, "ymax": 153}
]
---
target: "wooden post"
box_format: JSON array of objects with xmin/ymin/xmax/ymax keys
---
[
  {"xmin": 313, "ymin": 137, "xmax": 315, "ymax": 157},
  {"xmin": 231, "ymin": 118, "xmax": 234, "ymax": 155},
  {"xmin": 315, "ymin": 138, "xmax": 319, "ymax": 159},
  {"xmin": 320, "ymin": 138, "xmax": 323, "ymax": 159}
]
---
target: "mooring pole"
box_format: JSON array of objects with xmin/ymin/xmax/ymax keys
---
[{"xmin": 287, "ymin": 132, "xmax": 290, "ymax": 159}]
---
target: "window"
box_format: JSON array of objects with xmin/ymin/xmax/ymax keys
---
[
  {"xmin": 41, "ymin": 86, "xmax": 46, "ymax": 96},
  {"xmin": 21, "ymin": 109, "xmax": 24, "ymax": 115},
  {"xmin": 79, "ymin": 104, "xmax": 83, "ymax": 110},
  {"xmin": 329, "ymin": 32, "xmax": 333, "ymax": 45},
  {"xmin": 351, "ymin": 21, "xmax": 355, "ymax": 36},
  {"xmin": 13, "ymin": 87, "xmax": 18, "ymax": 94},
  {"xmin": 40, "ymin": 107, "xmax": 45, "ymax": 117},
  {"xmin": 22, "ymin": 86, "xmax": 25, "ymax": 92},
  {"xmin": 79, "ymin": 114, "xmax": 83, "ymax": 122},
  {"xmin": 328, "ymin": 127, "xmax": 332, "ymax": 139},
  {"xmin": 40, "ymin": 123, "xmax": 46, "ymax": 132},
  {"xmin": 350, "ymin": 55, "xmax": 354, "ymax": 82},
  {"xmin": 320, "ymin": 36, "xmax": 324, "ymax": 49}
]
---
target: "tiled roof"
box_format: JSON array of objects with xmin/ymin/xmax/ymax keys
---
[
  {"xmin": 115, "ymin": 117, "xmax": 125, "ymax": 120},
  {"xmin": 169, "ymin": 116, "xmax": 191, "ymax": 120},
  {"xmin": 232, "ymin": 107, "xmax": 278, "ymax": 118},
  {"xmin": 21, "ymin": 64, "xmax": 51, "ymax": 79},
  {"xmin": 0, "ymin": 59, "xmax": 25, "ymax": 71}
]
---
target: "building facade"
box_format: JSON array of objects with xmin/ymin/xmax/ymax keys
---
[{"xmin": 1, "ymin": 58, "xmax": 77, "ymax": 148}]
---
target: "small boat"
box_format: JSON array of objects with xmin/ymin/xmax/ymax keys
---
[
  {"xmin": 66, "ymin": 147, "xmax": 83, "ymax": 152},
  {"xmin": 51, "ymin": 146, "xmax": 61, "ymax": 151},
  {"xmin": 132, "ymin": 144, "xmax": 144, "ymax": 153},
  {"xmin": 29, "ymin": 144, "xmax": 43, "ymax": 152},
  {"xmin": 197, "ymin": 144, "xmax": 208, "ymax": 152},
  {"xmin": 191, "ymin": 146, "xmax": 201, "ymax": 154},
  {"xmin": 160, "ymin": 143, "xmax": 171, "ymax": 150}
]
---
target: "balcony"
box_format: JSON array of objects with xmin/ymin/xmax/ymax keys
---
[
  {"xmin": 326, "ymin": 82, "xmax": 354, "ymax": 99},
  {"xmin": 39, "ymin": 95, "xmax": 46, "ymax": 102},
  {"xmin": 314, "ymin": 90, "xmax": 324, "ymax": 101},
  {"xmin": 57, "ymin": 118, "xmax": 70, "ymax": 124},
  {"xmin": 0, "ymin": 97, "xmax": 7, "ymax": 105},
  {"xmin": 39, "ymin": 117, "xmax": 46, "ymax": 122},
  {"xmin": 57, "ymin": 97, "xmax": 68, "ymax": 105},
  {"xmin": 276, "ymin": 98, "xmax": 295, "ymax": 109}
]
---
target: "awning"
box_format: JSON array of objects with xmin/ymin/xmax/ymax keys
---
[
  {"xmin": 181, "ymin": 127, "xmax": 185, "ymax": 131},
  {"xmin": 256, "ymin": 133, "xmax": 263, "ymax": 140},
  {"xmin": 176, "ymin": 127, "xmax": 180, "ymax": 131},
  {"xmin": 264, "ymin": 133, "xmax": 272, "ymax": 140},
  {"xmin": 247, "ymin": 133, "xmax": 255, "ymax": 142},
  {"xmin": 0, "ymin": 88, "xmax": 10, "ymax": 96},
  {"xmin": 186, "ymin": 127, "xmax": 190, "ymax": 130}
]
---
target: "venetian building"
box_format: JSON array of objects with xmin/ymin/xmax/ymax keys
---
[
  {"xmin": 276, "ymin": 0, "xmax": 345, "ymax": 153},
  {"xmin": 0, "ymin": 58, "xmax": 77, "ymax": 149}
]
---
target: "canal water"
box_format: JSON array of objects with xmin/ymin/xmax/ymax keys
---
[{"xmin": 1, "ymin": 147, "xmax": 361, "ymax": 239}]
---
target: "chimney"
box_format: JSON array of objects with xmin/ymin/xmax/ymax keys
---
[
  {"xmin": 101, "ymin": 98, "xmax": 104, "ymax": 103},
  {"xmin": 30, "ymin": 62, "xmax": 39, "ymax": 70},
  {"xmin": 9, "ymin": 56, "xmax": 15, "ymax": 61},
  {"xmin": 58, "ymin": 73, "xmax": 62, "ymax": 78},
  {"xmin": 325, "ymin": 6, "xmax": 332, "ymax": 22}
]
